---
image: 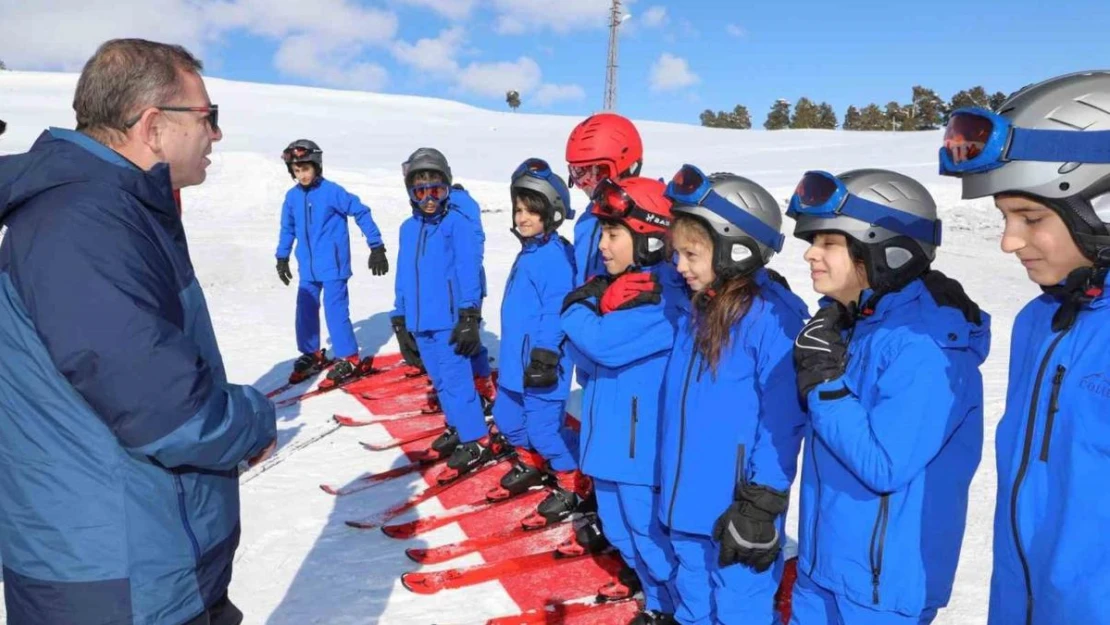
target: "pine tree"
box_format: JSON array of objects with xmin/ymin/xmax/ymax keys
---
[
  {"xmin": 506, "ymin": 90, "xmax": 521, "ymax": 111},
  {"xmin": 764, "ymin": 99, "xmax": 791, "ymax": 130},
  {"xmin": 790, "ymin": 97, "xmax": 821, "ymax": 129},
  {"xmin": 815, "ymin": 102, "xmax": 838, "ymax": 129},
  {"xmin": 885, "ymin": 101, "xmax": 906, "ymax": 130},
  {"xmin": 910, "ymin": 85, "xmax": 945, "ymax": 129},
  {"xmin": 858, "ymin": 104, "xmax": 887, "ymax": 131},
  {"xmin": 843, "ymin": 105, "xmax": 861, "ymax": 130},
  {"xmin": 700, "ymin": 110, "xmax": 720, "ymax": 127},
  {"xmin": 989, "ymin": 91, "xmax": 1008, "ymax": 111},
  {"xmin": 729, "ymin": 105, "xmax": 752, "ymax": 129}
]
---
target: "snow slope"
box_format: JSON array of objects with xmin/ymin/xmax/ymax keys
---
[{"xmin": 0, "ymin": 71, "xmax": 1035, "ymax": 624}]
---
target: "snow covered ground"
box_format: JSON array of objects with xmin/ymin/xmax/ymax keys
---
[{"xmin": 0, "ymin": 70, "xmax": 1036, "ymax": 624}]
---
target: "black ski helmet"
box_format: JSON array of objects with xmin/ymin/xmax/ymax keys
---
[
  {"xmin": 283, "ymin": 139, "xmax": 322, "ymax": 179},
  {"xmin": 402, "ymin": 147, "xmax": 453, "ymax": 188}
]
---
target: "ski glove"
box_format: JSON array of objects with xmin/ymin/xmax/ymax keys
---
[
  {"xmin": 523, "ymin": 348, "xmax": 560, "ymax": 388},
  {"xmin": 369, "ymin": 245, "xmax": 390, "ymax": 276},
  {"xmin": 600, "ymin": 272, "xmax": 662, "ymax": 314},
  {"xmin": 449, "ymin": 308, "xmax": 482, "ymax": 357},
  {"xmin": 561, "ymin": 276, "xmax": 612, "ymax": 314},
  {"xmin": 793, "ymin": 302, "xmax": 851, "ymax": 400},
  {"xmin": 713, "ymin": 483, "xmax": 789, "ymax": 571},
  {"xmin": 923, "ymin": 270, "xmax": 981, "ymax": 325},
  {"xmin": 391, "ymin": 315, "xmax": 423, "ymax": 369},
  {"xmin": 277, "ymin": 257, "xmax": 292, "ymax": 286}
]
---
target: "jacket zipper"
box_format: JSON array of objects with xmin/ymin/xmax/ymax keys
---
[
  {"xmin": 303, "ymin": 191, "xmax": 316, "ymax": 281},
  {"xmin": 174, "ymin": 473, "xmax": 202, "ymax": 563},
  {"xmin": 667, "ymin": 346, "xmax": 698, "ymax": 526},
  {"xmin": 414, "ymin": 221, "xmax": 426, "ymax": 330},
  {"xmin": 732, "ymin": 444, "xmax": 746, "ymax": 497},
  {"xmin": 448, "ymin": 280, "xmax": 455, "ymax": 318},
  {"xmin": 808, "ymin": 438, "xmax": 824, "ymax": 577},
  {"xmin": 1011, "ymin": 330, "xmax": 1069, "ymax": 625},
  {"xmin": 629, "ymin": 397, "xmax": 639, "ymax": 458},
  {"xmin": 1039, "ymin": 365, "xmax": 1065, "ymax": 462},
  {"xmin": 869, "ymin": 494, "xmax": 891, "ymax": 604}
]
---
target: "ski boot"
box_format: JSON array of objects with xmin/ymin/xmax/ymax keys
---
[
  {"xmin": 319, "ymin": 355, "xmax": 371, "ymax": 389},
  {"xmin": 554, "ymin": 512, "xmax": 611, "ymax": 558},
  {"xmin": 416, "ymin": 426, "xmax": 458, "ymax": 462},
  {"xmin": 597, "ymin": 564, "xmax": 643, "ymax": 602},
  {"xmin": 437, "ymin": 435, "xmax": 499, "ymax": 484},
  {"xmin": 474, "ymin": 374, "xmax": 497, "ymax": 416},
  {"xmin": 628, "ymin": 610, "xmax": 677, "ymax": 625},
  {"xmin": 289, "ymin": 349, "xmax": 329, "ymax": 384},
  {"xmin": 486, "ymin": 447, "xmax": 547, "ymax": 502},
  {"xmin": 522, "ymin": 469, "xmax": 593, "ymax": 530}
]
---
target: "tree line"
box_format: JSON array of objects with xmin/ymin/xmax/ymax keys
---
[{"xmin": 699, "ymin": 85, "xmax": 1009, "ymax": 131}]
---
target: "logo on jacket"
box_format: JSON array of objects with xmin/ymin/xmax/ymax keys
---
[{"xmin": 1079, "ymin": 373, "xmax": 1110, "ymax": 400}]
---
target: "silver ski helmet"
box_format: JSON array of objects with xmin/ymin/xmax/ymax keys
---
[
  {"xmin": 789, "ymin": 169, "xmax": 941, "ymax": 292},
  {"xmin": 282, "ymin": 139, "xmax": 322, "ymax": 178},
  {"xmin": 403, "ymin": 147, "xmax": 453, "ymax": 188},
  {"xmin": 940, "ymin": 70, "xmax": 1110, "ymax": 263},
  {"xmin": 510, "ymin": 158, "xmax": 573, "ymax": 232},
  {"xmin": 664, "ymin": 165, "xmax": 785, "ymax": 278}
]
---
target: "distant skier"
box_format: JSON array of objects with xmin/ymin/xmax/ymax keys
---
[{"xmin": 275, "ymin": 139, "xmax": 389, "ymax": 387}]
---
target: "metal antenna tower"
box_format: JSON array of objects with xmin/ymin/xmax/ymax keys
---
[{"xmin": 603, "ymin": 0, "xmax": 622, "ymax": 110}]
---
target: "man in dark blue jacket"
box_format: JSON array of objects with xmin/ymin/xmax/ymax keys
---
[{"xmin": 0, "ymin": 39, "xmax": 276, "ymax": 625}]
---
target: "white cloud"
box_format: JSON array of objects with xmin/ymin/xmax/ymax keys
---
[
  {"xmin": 273, "ymin": 35, "xmax": 388, "ymax": 91},
  {"xmin": 491, "ymin": 0, "xmax": 633, "ymax": 34},
  {"xmin": 726, "ymin": 23, "xmax": 746, "ymax": 37},
  {"xmin": 203, "ymin": 0, "xmax": 397, "ymax": 43},
  {"xmin": 455, "ymin": 56, "xmax": 542, "ymax": 99},
  {"xmin": 641, "ymin": 6, "xmax": 668, "ymax": 28},
  {"xmin": 391, "ymin": 0, "xmax": 478, "ymax": 21},
  {"xmin": 650, "ymin": 53, "xmax": 698, "ymax": 92},
  {"xmin": 534, "ymin": 83, "xmax": 587, "ymax": 106},
  {"xmin": 392, "ymin": 26, "xmax": 466, "ymax": 74}
]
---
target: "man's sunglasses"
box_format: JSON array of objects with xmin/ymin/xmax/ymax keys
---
[{"xmin": 125, "ymin": 105, "xmax": 219, "ymax": 132}]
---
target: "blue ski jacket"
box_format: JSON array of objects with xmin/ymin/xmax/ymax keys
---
[
  {"xmin": 799, "ymin": 279, "xmax": 990, "ymax": 616},
  {"xmin": 392, "ymin": 205, "xmax": 484, "ymax": 333},
  {"xmin": 573, "ymin": 205, "xmax": 605, "ymax": 287},
  {"xmin": 658, "ymin": 269, "xmax": 809, "ymax": 536},
  {"xmin": 0, "ymin": 129, "xmax": 276, "ymax": 625},
  {"xmin": 562, "ymin": 264, "xmax": 685, "ymax": 485},
  {"xmin": 446, "ymin": 186, "xmax": 488, "ymax": 299},
  {"xmin": 989, "ymin": 273, "xmax": 1110, "ymax": 625},
  {"xmin": 275, "ymin": 177, "xmax": 384, "ymax": 282},
  {"xmin": 498, "ymin": 234, "xmax": 576, "ymax": 396}
]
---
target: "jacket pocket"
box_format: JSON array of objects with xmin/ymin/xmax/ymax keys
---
[
  {"xmin": 1040, "ymin": 365, "xmax": 1065, "ymax": 462},
  {"xmin": 447, "ymin": 280, "xmax": 455, "ymax": 318},
  {"xmin": 173, "ymin": 472, "xmax": 202, "ymax": 563},
  {"xmin": 629, "ymin": 396, "xmax": 639, "ymax": 458},
  {"xmin": 869, "ymin": 494, "xmax": 891, "ymax": 604}
]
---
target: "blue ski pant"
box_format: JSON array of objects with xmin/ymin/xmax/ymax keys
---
[
  {"xmin": 595, "ymin": 480, "xmax": 677, "ymax": 613},
  {"xmin": 670, "ymin": 530, "xmax": 779, "ymax": 625},
  {"xmin": 415, "ymin": 330, "xmax": 487, "ymax": 443},
  {"xmin": 789, "ymin": 570, "xmax": 938, "ymax": 625},
  {"xmin": 296, "ymin": 280, "xmax": 357, "ymax": 359},
  {"xmin": 491, "ymin": 388, "xmax": 578, "ymax": 471}
]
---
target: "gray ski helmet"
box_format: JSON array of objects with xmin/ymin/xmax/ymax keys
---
[
  {"xmin": 403, "ymin": 147, "xmax": 453, "ymax": 188},
  {"xmin": 283, "ymin": 139, "xmax": 322, "ymax": 178},
  {"xmin": 510, "ymin": 169, "xmax": 572, "ymax": 232},
  {"xmin": 672, "ymin": 173, "xmax": 782, "ymax": 278},
  {"xmin": 957, "ymin": 70, "xmax": 1110, "ymax": 262},
  {"xmin": 792, "ymin": 169, "xmax": 938, "ymax": 292}
]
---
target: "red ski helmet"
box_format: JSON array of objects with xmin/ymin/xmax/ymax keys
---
[
  {"xmin": 565, "ymin": 113, "xmax": 643, "ymax": 186},
  {"xmin": 592, "ymin": 176, "xmax": 673, "ymax": 266}
]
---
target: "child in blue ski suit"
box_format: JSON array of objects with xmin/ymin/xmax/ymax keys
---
[
  {"xmin": 659, "ymin": 167, "xmax": 808, "ymax": 625},
  {"xmin": 488, "ymin": 159, "xmax": 584, "ymax": 528},
  {"xmin": 561, "ymin": 176, "xmax": 682, "ymax": 624},
  {"xmin": 787, "ymin": 168, "xmax": 989, "ymax": 625},
  {"xmin": 275, "ymin": 139, "xmax": 388, "ymax": 386},
  {"xmin": 939, "ymin": 71, "xmax": 1110, "ymax": 625},
  {"xmin": 392, "ymin": 147, "xmax": 490, "ymax": 481}
]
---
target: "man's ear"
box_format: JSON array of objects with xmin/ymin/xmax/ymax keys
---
[{"xmin": 130, "ymin": 107, "xmax": 163, "ymax": 154}]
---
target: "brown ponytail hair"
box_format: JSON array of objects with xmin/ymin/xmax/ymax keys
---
[{"xmin": 672, "ymin": 216, "xmax": 761, "ymax": 375}]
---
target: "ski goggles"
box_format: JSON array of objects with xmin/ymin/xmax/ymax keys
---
[
  {"xmin": 665, "ymin": 164, "xmax": 784, "ymax": 252},
  {"xmin": 939, "ymin": 106, "xmax": 1110, "ymax": 176},
  {"xmin": 408, "ymin": 183, "xmax": 450, "ymax": 204},
  {"xmin": 787, "ymin": 170, "xmax": 942, "ymax": 245},
  {"xmin": 282, "ymin": 144, "xmax": 319, "ymax": 164},
  {"xmin": 568, "ymin": 162, "xmax": 613, "ymax": 188},
  {"xmin": 591, "ymin": 178, "xmax": 672, "ymax": 230},
  {"xmin": 512, "ymin": 158, "xmax": 575, "ymax": 219}
]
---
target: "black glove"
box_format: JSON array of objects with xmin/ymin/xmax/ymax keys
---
[
  {"xmin": 276, "ymin": 258, "xmax": 292, "ymax": 286},
  {"xmin": 793, "ymin": 302, "xmax": 851, "ymax": 400},
  {"xmin": 713, "ymin": 483, "xmax": 788, "ymax": 571},
  {"xmin": 923, "ymin": 270, "xmax": 981, "ymax": 325},
  {"xmin": 561, "ymin": 276, "xmax": 612, "ymax": 314},
  {"xmin": 391, "ymin": 315, "xmax": 423, "ymax": 368},
  {"xmin": 369, "ymin": 245, "xmax": 389, "ymax": 276},
  {"xmin": 449, "ymin": 308, "xmax": 482, "ymax": 357},
  {"xmin": 523, "ymin": 348, "xmax": 560, "ymax": 388}
]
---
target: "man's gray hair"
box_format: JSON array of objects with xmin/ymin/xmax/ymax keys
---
[{"xmin": 73, "ymin": 38, "xmax": 203, "ymax": 145}]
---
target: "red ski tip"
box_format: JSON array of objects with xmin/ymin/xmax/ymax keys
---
[
  {"xmin": 333, "ymin": 415, "xmax": 368, "ymax": 427},
  {"xmin": 404, "ymin": 547, "xmax": 428, "ymax": 563},
  {"xmin": 400, "ymin": 572, "xmax": 440, "ymax": 595},
  {"xmin": 381, "ymin": 524, "xmax": 417, "ymax": 539},
  {"xmin": 319, "ymin": 484, "xmax": 339, "ymax": 495}
]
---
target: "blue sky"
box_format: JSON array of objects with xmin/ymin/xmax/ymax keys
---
[{"xmin": 3, "ymin": 0, "xmax": 1109, "ymax": 126}]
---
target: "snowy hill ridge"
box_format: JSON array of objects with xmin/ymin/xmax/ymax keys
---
[{"xmin": 0, "ymin": 70, "xmax": 1033, "ymax": 624}]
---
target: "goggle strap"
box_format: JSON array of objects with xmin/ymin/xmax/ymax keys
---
[
  {"xmin": 700, "ymin": 192, "xmax": 785, "ymax": 253},
  {"xmin": 1007, "ymin": 127, "xmax": 1110, "ymax": 164},
  {"xmin": 837, "ymin": 196, "xmax": 941, "ymax": 245}
]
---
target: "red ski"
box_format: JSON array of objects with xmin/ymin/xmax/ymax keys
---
[
  {"xmin": 481, "ymin": 597, "xmax": 638, "ymax": 625},
  {"xmin": 345, "ymin": 456, "xmax": 508, "ymax": 530},
  {"xmin": 406, "ymin": 517, "xmax": 571, "ymax": 564},
  {"xmin": 319, "ymin": 457, "xmax": 445, "ymax": 496},
  {"xmin": 401, "ymin": 549, "xmax": 621, "ymax": 595},
  {"xmin": 381, "ymin": 488, "xmax": 549, "ymax": 539},
  {"xmin": 274, "ymin": 358, "xmax": 415, "ymax": 408},
  {"xmin": 333, "ymin": 412, "xmax": 433, "ymax": 427},
  {"xmin": 359, "ymin": 426, "xmax": 444, "ymax": 452}
]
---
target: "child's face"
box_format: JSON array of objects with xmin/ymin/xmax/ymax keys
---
[
  {"xmin": 513, "ymin": 198, "xmax": 545, "ymax": 238},
  {"xmin": 598, "ymin": 222, "xmax": 635, "ymax": 275},
  {"xmin": 410, "ymin": 171, "xmax": 447, "ymax": 214},
  {"xmin": 672, "ymin": 229, "xmax": 716, "ymax": 293},
  {"xmin": 803, "ymin": 232, "xmax": 869, "ymax": 305},
  {"xmin": 996, "ymin": 194, "xmax": 1092, "ymax": 286},
  {"xmin": 292, "ymin": 162, "xmax": 316, "ymax": 186}
]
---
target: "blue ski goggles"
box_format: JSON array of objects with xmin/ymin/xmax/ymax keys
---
[
  {"xmin": 939, "ymin": 106, "xmax": 1110, "ymax": 176},
  {"xmin": 408, "ymin": 183, "xmax": 450, "ymax": 204},
  {"xmin": 664, "ymin": 164, "xmax": 785, "ymax": 252},
  {"xmin": 787, "ymin": 170, "xmax": 942, "ymax": 245},
  {"xmin": 511, "ymin": 158, "xmax": 574, "ymax": 219}
]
